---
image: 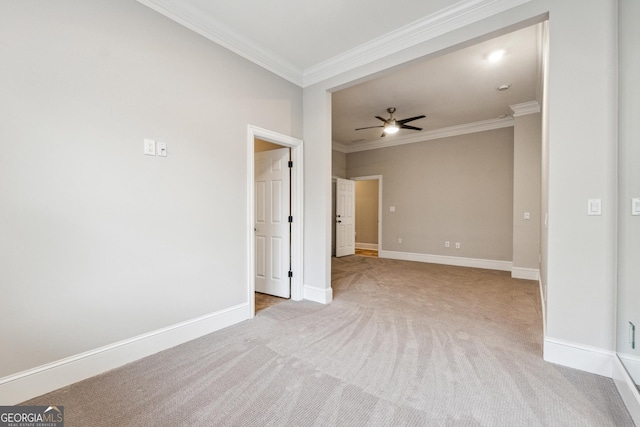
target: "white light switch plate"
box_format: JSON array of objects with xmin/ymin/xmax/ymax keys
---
[
  {"xmin": 157, "ymin": 142, "xmax": 167, "ymax": 157},
  {"xmin": 587, "ymin": 199, "xmax": 601, "ymax": 216}
]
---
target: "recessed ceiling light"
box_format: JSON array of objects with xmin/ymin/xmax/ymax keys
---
[
  {"xmin": 488, "ymin": 49, "xmax": 506, "ymax": 63},
  {"xmin": 497, "ymin": 84, "xmax": 511, "ymax": 91}
]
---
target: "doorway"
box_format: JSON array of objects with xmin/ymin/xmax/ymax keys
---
[
  {"xmin": 247, "ymin": 125, "xmax": 303, "ymax": 318},
  {"xmin": 352, "ymin": 175, "xmax": 383, "ymax": 257}
]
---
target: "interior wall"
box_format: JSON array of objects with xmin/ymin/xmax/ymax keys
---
[
  {"xmin": 512, "ymin": 112, "xmax": 542, "ymax": 271},
  {"xmin": 332, "ymin": 150, "xmax": 347, "ymax": 178},
  {"xmin": 306, "ymin": 0, "xmax": 618, "ymax": 363},
  {"xmin": 0, "ymin": 0, "xmax": 302, "ymax": 379},
  {"xmin": 347, "ymin": 128, "xmax": 514, "ymax": 261},
  {"xmin": 355, "ymin": 180, "xmax": 379, "ymax": 245},
  {"xmin": 617, "ymin": 0, "xmax": 640, "ymax": 383}
]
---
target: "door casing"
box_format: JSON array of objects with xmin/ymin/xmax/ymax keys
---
[{"xmin": 247, "ymin": 125, "xmax": 304, "ymax": 318}]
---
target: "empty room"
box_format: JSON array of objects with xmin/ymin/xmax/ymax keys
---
[{"xmin": 1, "ymin": 0, "xmax": 638, "ymax": 425}]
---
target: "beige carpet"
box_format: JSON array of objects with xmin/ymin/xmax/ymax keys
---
[{"xmin": 23, "ymin": 256, "xmax": 633, "ymax": 426}]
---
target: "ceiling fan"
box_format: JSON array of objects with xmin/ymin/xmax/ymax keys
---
[{"xmin": 355, "ymin": 107, "xmax": 426, "ymax": 137}]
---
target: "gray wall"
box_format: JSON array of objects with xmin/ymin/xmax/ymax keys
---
[
  {"xmin": 617, "ymin": 0, "xmax": 640, "ymax": 377},
  {"xmin": 355, "ymin": 180, "xmax": 379, "ymax": 245},
  {"xmin": 332, "ymin": 149, "xmax": 347, "ymax": 179},
  {"xmin": 347, "ymin": 128, "xmax": 514, "ymax": 260},
  {"xmin": 0, "ymin": 0, "xmax": 302, "ymax": 378},
  {"xmin": 513, "ymin": 113, "xmax": 542, "ymax": 270}
]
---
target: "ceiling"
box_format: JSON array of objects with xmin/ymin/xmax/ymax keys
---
[
  {"xmin": 137, "ymin": 0, "xmax": 541, "ymax": 152},
  {"xmin": 332, "ymin": 24, "xmax": 541, "ymax": 151},
  {"xmin": 137, "ymin": 0, "xmax": 531, "ymax": 86}
]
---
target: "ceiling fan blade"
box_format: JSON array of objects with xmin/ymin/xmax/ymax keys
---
[
  {"xmin": 375, "ymin": 116, "xmax": 389, "ymax": 123},
  {"xmin": 355, "ymin": 125, "xmax": 384, "ymax": 131},
  {"xmin": 397, "ymin": 115, "xmax": 426, "ymax": 124},
  {"xmin": 400, "ymin": 124, "xmax": 423, "ymax": 131}
]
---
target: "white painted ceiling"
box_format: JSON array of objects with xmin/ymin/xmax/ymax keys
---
[
  {"xmin": 137, "ymin": 0, "xmax": 541, "ymax": 151},
  {"xmin": 332, "ymin": 24, "xmax": 541, "ymax": 149}
]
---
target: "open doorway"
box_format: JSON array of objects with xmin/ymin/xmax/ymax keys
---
[
  {"xmin": 254, "ymin": 139, "xmax": 290, "ymax": 313},
  {"xmin": 247, "ymin": 125, "xmax": 304, "ymax": 318},
  {"xmin": 353, "ymin": 176, "xmax": 382, "ymax": 257}
]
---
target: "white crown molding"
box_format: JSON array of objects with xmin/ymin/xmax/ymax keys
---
[
  {"xmin": 136, "ymin": 0, "xmax": 303, "ymax": 86},
  {"xmin": 303, "ymin": 0, "xmax": 532, "ymax": 87},
  {"xmin": 510, "ymin": 100, "xmax": 541, "ymax": 116},
  {"xmin": 343, "ymin": 116, "xmax": 514, "ymax": 154},
  {"xmin": 332, "ymin": 141, "xmax": 348, "ymax": 153},
  {"xmin": 138, "ymin": 0, "xmax": 531, "ymax": 88}
]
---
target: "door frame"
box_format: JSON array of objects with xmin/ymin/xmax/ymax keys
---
[
  {"xmin": 247, "ymin": 125, "xmax": 304, "ymax": 318},
  {"xmin": 351, "ymin": 175, "xmax": 383, "ymax": 254}
]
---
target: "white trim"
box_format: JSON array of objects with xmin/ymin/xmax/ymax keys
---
[
  {"xmin": 332, "ymin": 141, "xmax": 348, "ymax": 153},
  {"xmin": 356, "ymin": 242, "xmax": 379, "ymax": 250},
  {"xmin": 136, "ymin": 0, "xmax": 302, "ymax": 86},
  {"xmin": 510, "ymin": 100, "xmax": 541, "ymax": 117},
  {"xmin": 303, "ymin": 0, "xmax": 532, "ymax": 86},
  {"xmin": 543, "ymin": 337, "xmax": 614, "ymax": 377},
  {"xmin": 619, "ymin": 354, "xmax": 640, "ymax": 385},
  {"xmin": 0, "ymin": 304, "xmax": 248, "ymax": 405},
  {"xmin": 303, "ymin": 284, "xmax": 333, "ymax": 304},
  {"xmin": 379, "ymin": 250, "xmax": 512, "ymax": 271},
  {"xmin": 539, "ymin": 277, "xmax": 546, "ymax": 338},
  {"xmin": 511, "ymin": 267, "xmax": 540, "ymax": 280},
  {"xmin": 137, "ymin": 0, "xmax": 530, "ymax": 88},
  {"xmin": 344, "ymin": 117, "xmax": 514, "ymax": 153},
  {"xmin": 248, "ymin": 125, "xmax": 305, "ymax": 312},
  {"xmin": 613, "ymin": 355, "xmax": 640, "ymax": 425}
]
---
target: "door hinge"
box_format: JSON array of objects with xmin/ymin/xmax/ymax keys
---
[
  {"xmin": 288, "ymin": 216, "xmax": 293, "ymax": 223},
  {"xmin": 288, "ymin": 271, "xmax": 293, "ymax": 278},
  {"xmin": 288, "ymin": 160, "xmax": 293, "ymax": 168}
]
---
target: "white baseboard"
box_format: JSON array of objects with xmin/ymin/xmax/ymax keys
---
[
  {"xmin": 303, "ymin": 284, "xmax": 333, "ymax": 304},
  {"xmin": 379, "ymin": 250, "xmax": 512, "ymax": 272},
  {"xmin": 543, "ymin": 337, "xmax": 614, "ymax": 377},
  {"xmin": 0, "ymin": 303, "xmax": 249, "ymax": 405},
  {"xmin": 511, "ymin": 267, "xmax": 540, "ymax": 280},
  {"xmin": 613, "ymin": 355, "xmax": 640, "ymax": 425},
  {"xmin": 619, "ymin": 353, "xmax": 640, "ymax": 385},
  {"xmin": 355, "ymin": 242, "xmax": 378, "ymax": 250}
]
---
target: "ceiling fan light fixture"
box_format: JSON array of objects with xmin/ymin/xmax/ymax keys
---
[{"xmin": 384, "ymin": 122, "xmax": 399, "ymax": 134}]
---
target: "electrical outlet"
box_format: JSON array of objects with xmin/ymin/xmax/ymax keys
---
[
  {"xmin": 455, "ymin": 242, "xmax": 461, "ymax": 249},
  {"xmin": 397, "ymin": 238, "xmax": 402, "ymax": 244},
  {"xmin": 445, "ymin": 241, "xmax": 450, "ymax": 248},
  {"xmin": 144, "ymin": 139, "xmax": 156, "ymax": 156}
]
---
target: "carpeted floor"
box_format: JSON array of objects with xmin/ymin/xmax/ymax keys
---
[{"xmin": 23, "ymin": 256, "xmax": 634, "ymax": 426}]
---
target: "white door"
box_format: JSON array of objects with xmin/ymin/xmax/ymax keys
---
[
  {"xmin": 336, "ymin": 178, "xmax": 355, "ymax": 257},
  {"xmin": 255, "ymin": 148, "xmax": 291, "ymax": 298}
]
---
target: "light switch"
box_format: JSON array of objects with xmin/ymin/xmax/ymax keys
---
[
  {"xmin": 587, "ymin": 199, "xmax": 601, "ymax": 216},
  {"xmin": 157, "ymin": 142, "xmax": 167, "ymax": 157},
  {"xmin": 144, "ymin": 139, "xmax": 156, "ymax": 156},
  {"xmin": 523, "ymin": 212, "xmax": 530, "ymax": 220},
  {"xmin": 632, "ymin": 198, "xmax": 640, "ymax": 216},
  {"xmin": 390, "ymin": 206, "xmax": 396, "ymax": 212}
]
